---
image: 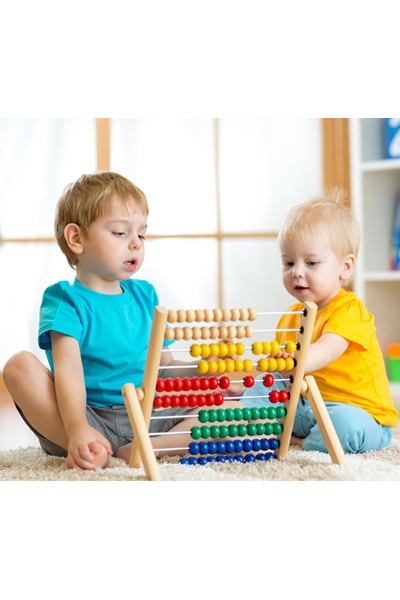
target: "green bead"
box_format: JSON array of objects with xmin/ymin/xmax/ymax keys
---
[
  {"xmin": 211, "ymin": 425, "xmax": 221, "ymax": 438},
  {"xmin": 219, "ymin": 425, "xmax": 229, "ymax": 438},
  {"xmin": 229, "ymin": 424, "xmax": 239, "ymax": 437},
  {"xmin": 238, "ymin": 424, "xmax": 248, "ymax": 437},
  {"xmin": 273, "ymin": 423, "xmax": 283, "ymax": 435},
  {"xmin": 225, "ymin": 408, "xmax": 235, "ymax": 421},
  {"xmin": 217, "ymin": 409, "xmax": 227, "ymax": 422},
  {"xmin": 234, "ymin": 408, "xmax": 244, "ymax": 421},
  {"xmin": 260, "ymin": 407, "xmax": 269, "ymax": 420},
  {"xmin": 268, "ymin": 407, "xmax": 277, "ymax": 420},
  {"xmin": 198, "ymin": 409, "xmax": 209, "ymax": 423},
  {"xmin": 201, "ymin": 426, "xmax": 211, "ymax": 439},
  {"xmin": 256, "ymin": 423, "xmax": 266, "ymax": 435},
  {"xmin": 276, "ymin": 407, "xmax": 286, "ymax": 419},
  {"xmin": 208, "ymin": 409, "xmax": 218, "ymax": 423},
  {"xmin": 251, "ymin": 407, "xmax": 260, "ymax": 420},
  {"xmin": 265, "ymin": 423, "xmax": 274, "ymax": 435},
  {"xmin": 191, "ymin": 426, "xmax": 201, "ymax": 440},
  {"xmin": 243, "ymin": 407, "xmax": 252, "ymax": 421},
  {"xmin": 247, "ymin": 423, "xmax": 257, "ymax": 436}
]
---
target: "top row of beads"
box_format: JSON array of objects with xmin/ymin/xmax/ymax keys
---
[{"xmin": 167, "ymin": 308, "xmax": 258, "ymax": 324}]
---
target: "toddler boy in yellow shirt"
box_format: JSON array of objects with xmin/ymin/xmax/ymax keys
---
[{"xmin": 243, "ymin": 188, "xmax": 397, "ymax": 453}]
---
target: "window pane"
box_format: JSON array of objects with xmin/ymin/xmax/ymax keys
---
[
  {"xmin": 110, "ymin": 119, "xmax": 217, "ymax": 235},
  {"xmin": 0, "ymin": 119, "xmax": 96, "ymax": 238},
  {"xmin": 219, "ymin": 119, "xmax": 322, "ymax": 233}
]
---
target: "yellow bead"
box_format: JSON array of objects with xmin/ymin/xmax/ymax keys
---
[
  {"xmin": 285, "ymin": 340, "xmax": 297, "ymax": 354},
  {"xmin": 218, "ymin": 343, "xmax": 229, "ymax": 357},
  {"xmin": 197, "ymin": 360, "xmax": 209, "ymax": 374},
  {"xmin": 268, "ymin": 358, "xmax": 277, "ymax": 371},
  {"xmin": 271, "ymin": 340, "xmax": 280, "ymax": 355},
  {"xmin": 200, "ymin": 343, "xmax": 210, "ymax": 358},
  {"xmin": 285, "ymin": 357, "xmax": 295, "ymax": 370},
  {"xmin": 227, "ymin": 342, "xmax": 237, "ymax": 356},
  {"xmin": 209, "ymin": 343, "xmax": 220, "ymax": 357},
  {"xmin": 217, "ymin": 359, "xmax": 226, "ymax": 373},
  {"xmin": 257, "ymin": 358, "xmax": 269, "ymax": 371},
  {"xmin": 252, "ymin": 342, "xmax": 263, "ymax": 355},
  {"xmin": 190, "ymin": 344, "xmax": 201, "ymax": 357},
  {"xmin": 243, "ymin": 359, "xmax": 253, "ymax": 372},
  {"xmin": 208, "ymin": 360, "xmax": 218, "ymax": 374},
  {"xmin": 225, "ymin": 359, "xmax": 235, "ymax": 373},
  {"xmin": 236, "ymin": 342, "xmax": 245, "ymax": 356},
  {"xmin": 262, "ymin": 341, "xmax": 272, "ymax": 355},
  {"xmin": 234, "ymin": 359, "xmax": 244, "ymax": 372},
  {"xmin": 276, "ymin": 358, "xmax": 287, "ymax": 371}
]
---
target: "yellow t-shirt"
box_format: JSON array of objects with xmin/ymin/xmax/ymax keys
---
[{"xmin": 276, "ymin": 289, "xmax": 398, "ymax": 427}]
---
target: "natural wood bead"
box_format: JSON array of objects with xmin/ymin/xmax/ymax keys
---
[
  {"xmin": 204, "ymin": 309, "xmax": 214, "ymax": 322},
  {"xmin": 213, "ymin": 308, "xmax": 223, "ymax": 322},
  {"xmin": 168, "ymin": 310, "xmax": 178, "ymax": 323},
  {"xmin": 186, "ymin": 310, "xmax": 196, "ymax": 323},
  {"xmin": 192, "ymin": 327, "xmax": 202, "ymax": 340},
  {"xmin": 195, "ymin": 309, "xmax": 205, "ymax": 322},
  {"xmin": 227, "ymin": 326, "xmax": 237, "ymax": 338},
  {"xmin": 245, "ymin": 325, "xmax": 254, "ymax": 337},
  {"xmin": 219, "ymin": 326, "xmax": 228, "ymax": 339},
  {"xmin": 177, "ymin": 310, "xmax": 187, "ymax": 323},
  {"xmin": 174, "ymin": 327, "xmax": 184, "ymax": 340},
  {"xmin": 230, "ymin": 308, "xmax": 240, "ymax": 321},
  {"xmin": 236, "ymin": 326, "xmax": 245, "ymax": 338},
  {"xmin": 221, "ymin": 308, "xmax": 231, "ymax": 321},
  {"xmin": 183, "ymin": 327, "xmax": 193, "ymax": 340},
  {"xmin": 136, "ymin": 388, "xmax": 145, "ymax": 401},
  {"xmin": 239, "ymin": 308, "xmax": 249, "ymax": 321},
  {"xmin": 210, "ymin": 326, "xmax": 220, "ymax": 339},
  {"xmin": 201, "ymin": 326, "xmax": 211, "ymax": 339},
  {"xmin": 164, "ymin": 328, "xmax": 174, "ymax": 341},
  {"xmin": 248, "ymin": 308, "xmax": 257, "ymax": 321}
]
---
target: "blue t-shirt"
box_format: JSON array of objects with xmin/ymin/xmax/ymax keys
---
[{"xmin": 38, "ymin": 278, "xmax": 162, "ymax": 407}]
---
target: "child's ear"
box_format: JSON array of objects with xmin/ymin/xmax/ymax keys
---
[
  {"xmin": 63, "ymin": 223, "xmax": 84, "ymax": 257},
  {"xmin": 340, "ymin": 254, "xmax": 355, "ymax": 281}
]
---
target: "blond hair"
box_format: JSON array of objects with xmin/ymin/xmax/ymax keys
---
[{"xmin": 55, "ymin": 172, "xmax": 148, "ymax": 268}]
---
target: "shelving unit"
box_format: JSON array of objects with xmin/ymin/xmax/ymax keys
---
[{"xmin": 350, "ymin": 119, "xmax": 400, "ymax": 404}]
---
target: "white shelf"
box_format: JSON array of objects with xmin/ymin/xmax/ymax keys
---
[
  {"xmin": 364, "ymin": 271, "xmax": 400, "ymax": 282},
  {"xmin": 361, "ymin": 158, "xmax": 400, "ymax": 172},
  {"xmin": 389, "ymin": 383, "xmax": 400, "ymax": 404}
]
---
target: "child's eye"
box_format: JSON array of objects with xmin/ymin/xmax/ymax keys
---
[
  {"xmin": 283, "ymin": 261, "xmax": 294, "ymax": 267},
  {"xmin": 307, "ymin": 261, "xmax": 319, "ymax": 266},
  {"xmin": 112, "ymin": 231, "xmax": 126, "ymax": 237},
  {"xmin": 139, "ymin": 235, "xmax": 146, "ymax": 241}
]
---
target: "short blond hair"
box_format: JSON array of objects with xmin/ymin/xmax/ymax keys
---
[
  {"xmin": 55, "ymin": 172, "xmax": 148, "ymax": 268},
  {"xmin": 278, "ymin": 187, "xmax": 360, "ymax": 287}
]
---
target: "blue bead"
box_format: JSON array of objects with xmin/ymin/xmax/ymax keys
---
[
  {"xmin": 269, "ymin": 438, "xmax": 280, "ymax": 450},
  {"xmin": 245, "ymin": 454, "xmax": 256, "ymax": 462},
  {"xmin": 198, "ymin": 456, "xmax": 208, "ymax": 465},
  {"xmin": 216, "ymin": 455, "xmax": 226, "ymax": 462},
  {"xmin": 234, "ymin": 454, "xmax": 245, "ymax": 463},
  {"xmin": 261, "ymin": 439, "xmax": 270, "ymax": 451},
  {"xmin": 234, "ymin": 440, "xmax": 244, "ymax": 453},
  {"xmin": 199, "ymin": 442, "xmax": 209, "ymax": 455},
  {"xmin": 243, "ymin": 439, "xmax": 253, "ymax": 452},
  {"xmin": 208, "ymin": 441, "xmax": 218, "ymax": 454},
  {"xmin": 208, "ymin": 456, "xmax": 216, "ymax": 463},
  {"xmin": 188, "ymin": 442, "xmax": 200, "ymax": 455},
  {"xmin": 217, "ymin": 441, "xmax": 226, "ymax": 454},
  {"xmin": 252, "ymin": 439, "xmax": 262, "ymax": 452},
  {"xmin": 226, "ymin": 455, "xmax": 235, "ymax": 463},
  {"xmin": 189, "ymin": 457, "xmax": 198, "ymax": 465},
  {"xmin": 256, "ymin": 453, "xmax": 267, "ymax": 461},
  {"xmin": 225, "ymin": 440, "xmax": 235, "ymax": 454},
  {"xmin": 180, "ymin": 457, "xmax": 190, "ymax": 464}
]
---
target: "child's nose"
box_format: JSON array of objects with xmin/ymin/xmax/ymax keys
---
[
  {"xmin": 129, "ymin": 235, "xmax": 141, "ymax": 249},
  {"xmin": 292, "ymin": 263, "xmax": 304, "ymax": 278}
]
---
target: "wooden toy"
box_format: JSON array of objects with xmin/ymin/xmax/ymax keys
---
[{"xmin": 122, "ymin": 301, "xmax": 347, "ymax": 481}]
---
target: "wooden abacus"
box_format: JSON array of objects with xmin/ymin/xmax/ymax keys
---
[{"xmin": 122, "ymin": 301, "xmax": 347, "ymax": 481}]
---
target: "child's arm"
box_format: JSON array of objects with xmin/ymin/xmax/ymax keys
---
[
  {"xmin": 304, "ymin": 332, "xmax": 350, "ymax": 373},
  {"xmin": 50, "ymin": 331, "xmax": 112, "ymax": 470}
]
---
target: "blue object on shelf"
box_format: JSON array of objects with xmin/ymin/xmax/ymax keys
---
[
  {"xmin": 386, "ymin": 119, "xmax": 400, "ymax": 159},
  {"xmin": 390, "ymin": 194, "xmax": 400, "ymax": 270}
]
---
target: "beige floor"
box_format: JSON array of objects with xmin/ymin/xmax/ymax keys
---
[{"xmin": 0, "ymin": 390, "xmax": 40, "ymax": 451}]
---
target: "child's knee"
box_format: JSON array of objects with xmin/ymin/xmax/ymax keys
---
[{"xmin": 3, "ymin": 352, "xmax": 33, "ymax": 385}]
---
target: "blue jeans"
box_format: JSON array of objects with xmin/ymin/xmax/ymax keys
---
[{"xmin": 242, "ymin": 375, "xmax": 392, "ymax": 454}]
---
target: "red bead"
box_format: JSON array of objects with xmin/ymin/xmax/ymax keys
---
[
  {"xmin": 191, "ymin": 377, "xmax": 201, "ymax": 391},
  {"xmin": 174, "ymin": 378, "xmax": 183, "ymax": 392},
  {"xmin": 156, "ymin": 379, "xmax": 165, "ymax": 393},
  {"xmin": 171, "ymin": 395, "xmax": 180, "ymax": 408},
  {"xmin": 197, "ymin": 394, "xmax": 207, "ymax": 407},
  {"xmin": 269, "ymin": 390, "xmax": 280, "ymax": 403},
  {"xmin": 183, "ymin": 377, "xmax": 192, "ymax": 391},
  {"xmin": 209, "ymin": 377, "xmax": 219, "ymax": 390},
  {"xmin": 263, "ymin": 374, "xmax": 274, "ymax": 388},
  {"xmin": 215, "ymin": 393, "xmax": 224, "ymax": 406},
  {"xmin": 188, "ymin": 394, "xmax": 198, "ymax": 407},
  {"xmin": 153, "ymin": 397, "xmax": 163, "ymax": 409},
  {"xmin": 243, "ymin": 375, "xmax": 254, "ymax": 388},
  {"xmin": 219, "ymin": 376, "xmax": 230, "ymax": 390},
  {"xmin": 165, "ymin": 378, "xmax": 175, "ymax": 392},
  {"xmin": 162, "ymin": 395, "xmax": 172, "ymax": 408},
  {"xmin": 200, "ymin": 378, "xmax": 210, "ymax": 391},
  {"xmin": 206, "ymin": 393, "xmax": 215, "ymax": 406},
  {"xmin": 180, "ymin": 394, "xmax": 189, "ymax": 408},
  {"xmin": 279, "ymin": 390, "xmax": 289, "ymax": 403}
]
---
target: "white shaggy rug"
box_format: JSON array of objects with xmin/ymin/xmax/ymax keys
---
[{"xmin": 2, "ymin": 424, "xmax": 400, "ymax": 480}]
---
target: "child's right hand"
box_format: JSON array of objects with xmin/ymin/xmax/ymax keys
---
[{"xmin": 66, "ymin": 424, "xmax": 113, "ymax": 471}]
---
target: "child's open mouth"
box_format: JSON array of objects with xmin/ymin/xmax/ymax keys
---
[
  {"xmin": 294, "ymin": 285, "xmax": 309, "ymax": 293},
  {"xmin": 124, "ymin": 260, "xmax": 137, "ymax": 271}
]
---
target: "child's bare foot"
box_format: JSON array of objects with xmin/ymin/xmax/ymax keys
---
[
  {"xmin": 290, "ymin": 435, "xmax": 304, "ymax": 448},
  {"xmin": 116, "ymin": 442, "xmax": 159, "ymax": 464},
  {"xmin": 88, "ymin": 442, "xmax": 113, "ymax": 469}
]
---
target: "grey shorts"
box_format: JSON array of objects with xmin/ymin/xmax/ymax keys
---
[{"xmin": 15, "ymin": 403, "xmax": 188, "ymax": 457}]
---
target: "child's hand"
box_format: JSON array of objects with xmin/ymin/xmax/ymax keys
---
[{"xmin": 66, "ymin": 424, "xmax": 113, "ymax": 471}]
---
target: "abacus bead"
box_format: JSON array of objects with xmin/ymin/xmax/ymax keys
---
[
  {"xmin": 245, "ymin": 326, "xmax": 253, "ymax": 337},
  {"xmin": 177, "ymin": 309, "xmax": 186, "ymax": 323},
  {"xmin": 216, "ymin": 455, "xmax": 226, "ymax": 463},
  {"xmin": 225, "ymin": 359, "xmax": 235, "ymax": 373},
  {"xmin": 235, "ymin": 455, "xmax": 245, "ymax": 463},
  {"xmin": 277, "ymin": 406, "xmax": 286, "ymax": 418},
  {"xmin": 240, "ymin": 308, "xmax": 249, "ymax": 321},
  {"xmin": 200, "ymin": 377, "xmax": 210, "ymax": 390},
  {"xmin": 165, "ymin": 378, "xmax": 175, "ymax": 392},
  {"xmin": 263, "ymin": 374, "xmax": 274, "ymax": 387},
  {"xmin": 201, "ymin": 327, "xmax": 211, "ymax": 339},
  {"xmin": 162, "ymin": 396, "xmax": 172, "ymax": 408},
  {"xmin": 219, "ymin": 376, "xmax": 230, "ymax": 389},
  {"xmin": 195, "ymin": 309, "xmax": 205, "ymax": 321},
  {"xmin": 285, "ymin": 357, "xmax": 295, "ymax": 370},
  {"xmin": 234, "ymin": 359, "xmax": 244, "ymax": 372},
  {"xmin": 174, "ymin": 378, "xmax": 183, "ymax": 391},
  {"xmin": 269, "ymin": 390, "xmax": 280, "ymax": 403},
  {"xmin": 198, "ymin": 409, "xmax": 209, "ymax": 423},
  {"xmin": 168, "ymin": 310, "xmax": 178, "ymax": 323},
  {"xmin": 271, "ymin": 340, "xmax": 280, "ymax": 355},
  {"xmin": 213, "ymin": 308, "xmax": 223, "ymax": 322},
  {"xmin": 171, "ymin": 395, "xmax": 180, "ymax": 408},
  {"xmin": 234, "ymin": 440, "xmax": 244, "ymax": 452},
  {"xmin": 219, "ymin": 425, "xmax": 229, "ymax": 438},
  {"xmin": 191, "ymin": 427, "xmax": 201, "ymax": 440},
  {"xmin": 221, "ymin": 308, "xmax": 231, "ymax": 321},
  {"xmin": 243, "ymin": 375, "xmax": 254, "ymax": 388},
  {"xmin": 199, "ymin": 456, "xmax": 208, "ymax": 465},
  {"xmin": 204, "ymin": 309, "xmax": 214, "ymax": 322},
  {"xmin": 243, "ymin": 439, "xmax": 253, "ymax": 452},
  {"xmin": 225, "ymin": 408, "xmax": 235, "ymax": 421},
  {"xmin": 270, "ymin": 438, "xmax": 280, "ymax": 450},
  {"xmin": 226, "ymin": 342, "xmax": 236, "ymax": 356},
  {"xmin": 285, "ymin": 340, "xmax": 297, "ymax": 353},
  {"xmin": 226, "ymin": 440, "xmax": 235, "ymax": 453},
  {"xmin": 192, "ymin": 327, "xmax": 202, "ymax": 340},
  {"xmin": 243, "ymin": 359, "xmax": 253, "ymax": 372},
  {"xmin": 273, "ymin": 423, "xmax": 283, "ymax": 435},
  {"xmin": 228, "ymin": 326, "xmax": 237, "ymax": 339},
  {"xmin": 183, "ymin": 327, "xmax": 193, "ymax": 340},
  {"xmin": 260, "ymin": 407, "xmax": 269, "ymax": 419},
  {"xmin": 251, "ymin": 407, "xmax": 260, "ymax": 420},
  {"xmin": 268, "ymin": 358, "xmax": 277, "ymax": 371},
  {"xmin": 230, "ymin": 308, "xmax": 240, "ymax": 321},
  {"xmin": 156, "ymin": 378, "xmax": 166, "ymax": 393},
  {"xmin": 199, "ymin": 442, "xmax": 209, "ymax": 454},
  {"xmin": 217, "ymin": 409, "xmax": 226, "ymax": 422},
  {"xmin": 210, "ymin": 425, "xmax": 220, "ymax": 438},
  {"xmin": 279, "ymin": 390, "xmax": 289, "ymax": 403},
  {"xmin": 234, "ymin": 408, "xmax": 244, "ymax": 421},
  {"xmin": 229, "ymin": 424, "xmax": 239, "ymax": 437},
  {"xmin": 186, "ymin": 310, "xmax": 196, "ymax": 323},
  {"xmin": 252, "ymin": 439, "xmax": 262, "ymax": 452},
  {"xmin": 200, "ymin": 343, "xmax": 211, "ymax": 358},
  {"xmin": 206, "ymin": 394, "xmax": 215, "ymax": 406},
  {"xmin": 153, "ymin": 397, "xmax": 163, "ymax": 409},
  {"xmin": 218, "ymin": 342, "xmax": 228, "ymax": 357},
  {"xmin": 238, "ymin": 424, "xmax": 248, "ymax": 436},
  {"xmin": 208, "ymin": 456, "xmax": 216, "ymax": 463},
  {"xmin": 261, "ymin": 439, "xmax": 270, "ymax": 450},
  {"xmin": 276, "ymin": 358, "xmax": 287, "ymax": 371},
  {"xmin": 210, "ymin": 343, "xmax": 220, "ymax": 356},
  {"xmin": 209, "ymin": 376, "xmax": 219, "ymax": 390},
  {"xmin": 252, "ymin": 341, "xmax": 263, "ymax": 355},
  {"xmin": 191, "ymin": 377, "xmax": 201, "ymax": 390},
  {"xmin": 207, "ymin": 360, "xmax": 218, "ymax": 374},
  {"xmin": 189, "ymin": 457, "xmax": 199, "ymax": 465},
  {"xmin": 247, "ymin": 423, "xmax": 257, "ymax": 436},
  {"xmin": 201, "ymin": 426, "xmax": 211, "ymax": 439},
  {"xmin": 217, "ymin": 359, "xmax": 226, "ymax": 373},
  {"xmin": 208, "ymin": 441, "xmax": 218, "ymax": 454},
  {"xmin": 164, "ymin": 328, "xmax": 174, "ymax": 341},
  {"xmin": 210, "ymin": 326, "xmax": 220, "ymax": 339},
  {"xmin": 217, "ymin": 441, "xmax": 226, "ymax": 453},
  {"xmin": 189, "ymin": 442, "xmax": 200, "ymax": 455},
  {"xmin": 245, "ymin": 454, "xmax": 256, "ymax": 462},
  {"xmin": 268, "ymin": 407, "xmax": 277, "ymax": 419},
  {"xmin": 197, "ymin": 394, "xmax": 207, "ymax": 407},
  {"xmin": 219, "ymin": 326, "xmax": 228, "ymax": 338},
  {"xmin": 180, "ymin": 395, "xmax": 189, "ymax": 408},
  {"xmin": 265, "ymin": 423, "xmax": 274, "ymax": 435},
  {"xmin": 183, "ymin": 377, "xmax": 192, "ymax": 391},
  {"xmin": 174, "ymin": 327, "xmax": 184, "ymax": 340},
  {"xmin": 208, "ymin": 409, "xmax": 218, "ymax": 422},
  {"xmin": 256, "ymin": 423, "xmax": 266, "ymax": 435},
  {"xmin": 257, "ymin": 358, "xmax": 269, "ymax": 371},
  {"xmin": 236, "ymin": 342, "xmax": 246, "ymax": 356},
  {"xmin": 236, "ymin": 326, "xmax": 245, "ymax": 339},
  {"xmin": 262, "ymin": 341, "xmax": 272, "ymax": 355},
  {"xmin": 256, "ymin": 453, "xmax": 267, "ymax": 461},
  {"xmin": 197, "ymin": 360, "xmax": 209, "ymax": 374},
  {"xmin": 180, "ymin": 457, "xmax": 190, "ymax": 464},
  {"xmin": 248, "ymin": 308, "xmax": 257, "ymax": 320}
]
